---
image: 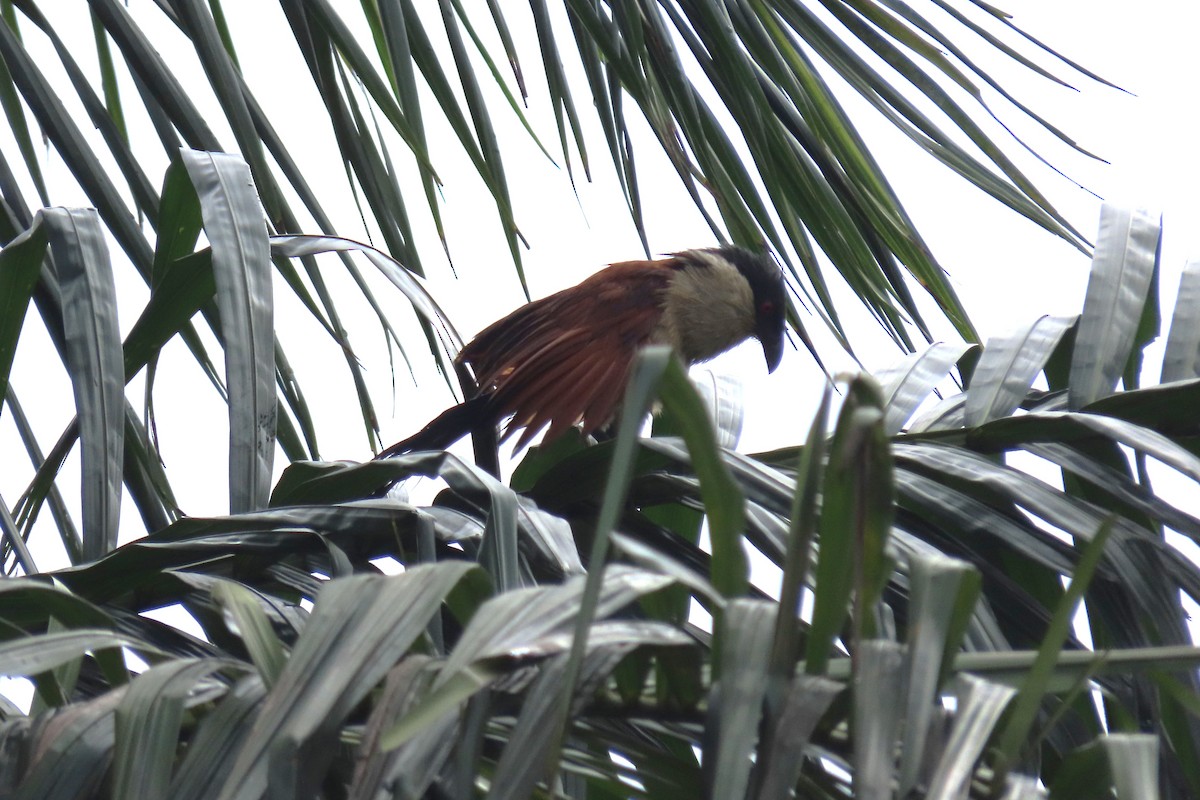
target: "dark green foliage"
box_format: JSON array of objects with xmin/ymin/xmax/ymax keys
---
[{"xmin": 1, "ymin": 3, "xmax": 1196, "ymax": 798}]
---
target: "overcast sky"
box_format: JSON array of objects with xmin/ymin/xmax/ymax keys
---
[
  {"xmin": 375, "ymin": 0, "xmax": 1200, "ymax": 455},
  {"xmin": 2, "ymin": 0, "xmax": 1197, "ymax": 714},
  {"xmin": 3, "ymin": 1, "xmax": 1198, "ymax": 554}
]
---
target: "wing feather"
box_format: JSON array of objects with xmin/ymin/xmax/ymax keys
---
[{"xmin": 458, "ymin": 259, "xmax": 676, "ymax": 447}]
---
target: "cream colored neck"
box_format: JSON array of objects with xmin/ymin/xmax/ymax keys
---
[{"xmin": 654, "ymin": 252, "xmax": 756, "ymax": 364}]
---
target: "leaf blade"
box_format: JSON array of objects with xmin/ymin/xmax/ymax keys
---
[{"xmin": 181, "ymin": 149, "xmax": 274, "ymax": 513}]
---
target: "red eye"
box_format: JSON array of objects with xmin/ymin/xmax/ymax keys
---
[{"xmin": 760, "ymin": 301, "xmax": 775, "ymax": 315}]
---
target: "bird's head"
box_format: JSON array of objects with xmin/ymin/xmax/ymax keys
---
[{"xmin": 667, "ymin": 245, "xmax": 787, "ymax": 372}]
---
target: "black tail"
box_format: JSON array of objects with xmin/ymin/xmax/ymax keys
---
[{"xmin": 377, "ymin": 395, "xmax": 496, "ymax": 459}]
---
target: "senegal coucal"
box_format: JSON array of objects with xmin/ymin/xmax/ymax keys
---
[{"xmin": 380, "ymin": 245, "xmax": 786, "ymax": 456}]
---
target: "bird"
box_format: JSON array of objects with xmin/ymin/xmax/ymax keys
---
[{"xmin": 379, "ymin": 245, "xmax": 786, "ymax": 458}]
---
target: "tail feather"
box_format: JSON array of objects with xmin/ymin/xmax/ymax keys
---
[{"xmin": 377, "ymin": 395, "xmax": 495, "ymax": 458}]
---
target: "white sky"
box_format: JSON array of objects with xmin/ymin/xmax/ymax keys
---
[
  {"xmin": 1, "ymin": 0, "xmax": 1199, "ymax": 722},
  {"xmin": 2, "ymin": 1, "xmax": 1198, "ymax": 564},
  {"xmin": 370, "ymin": 0, "xmax": 1200, "ymax": 461}
]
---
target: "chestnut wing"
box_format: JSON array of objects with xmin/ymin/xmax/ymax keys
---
[{"xmin": 458, "ymin": 260, "xmax": 677, "ymax": 448}]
